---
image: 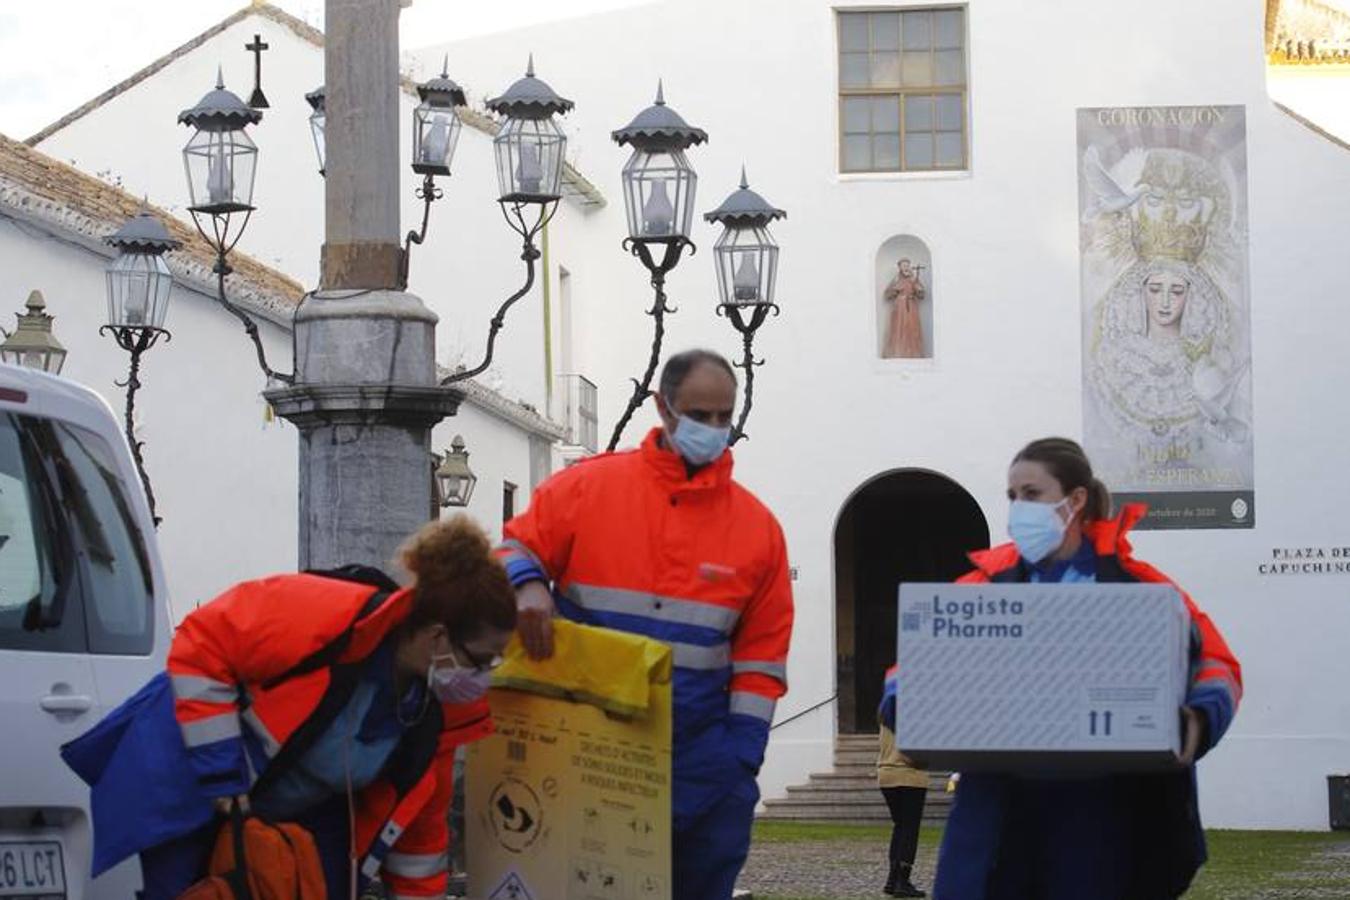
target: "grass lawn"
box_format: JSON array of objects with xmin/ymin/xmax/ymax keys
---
[{"xmin": 750, "ymin": 821, "xmax": 1350, "ymax": 900}]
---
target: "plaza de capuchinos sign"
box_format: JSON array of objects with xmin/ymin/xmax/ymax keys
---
[
  {"xmin": 1259, "ymin": 547, "xmax": 1350, "ymax": 576},
  {"xmin": 1077, "ymin": 105, "xmax": 1255, "ymax": 530}
]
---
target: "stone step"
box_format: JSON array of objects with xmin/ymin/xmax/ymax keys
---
[
  {"xmin": 758, "ymin": 733, "xmax": 956, "ymax": 824},
  {"xmin": 809, "ymin": 771, "xmax": 950, "ymax": 785},
  {"xmin": 782, "ymin": 787, "xmax": 953, "ymax": 809},
  {"xmin": 758, "ymin": 799, "xmax": 951, "ymax": 821},
  {"xmin": 788, "ymin": 780, "xmax": 954, "ymax": 797},
  {"xmin": 829, "ymin": 762, "xmax": 880, "ymax": 775}
]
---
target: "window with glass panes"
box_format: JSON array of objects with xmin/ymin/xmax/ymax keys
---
[{"xmin": 838, "ymin": 7, "xmax": 967, "ymax": 172}]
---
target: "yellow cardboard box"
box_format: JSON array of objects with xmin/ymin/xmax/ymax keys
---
[{"xmin": 466, "ymin": 621, "xmax": 673, "ymax": 900}]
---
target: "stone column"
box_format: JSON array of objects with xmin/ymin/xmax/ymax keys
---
[{"xmin": 266, "ymin": 0, "xmax": 459, "ymax": 572}]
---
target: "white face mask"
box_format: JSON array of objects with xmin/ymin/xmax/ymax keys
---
[
  {"xmin": 1007, "ymin": 497, "xmax": 1072, "ymax": 564},
  {"xmin": 427, "ymin": 653, "xmax": 493, "ymax": 704},
  {"xmin": 662, "ymin": 396, "xmax": 731, "ymax": 466}
]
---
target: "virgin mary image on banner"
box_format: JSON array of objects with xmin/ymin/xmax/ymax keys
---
[{"xmin": 1078, "ymin": 106, "xmax": 1255, "ymax": 529}]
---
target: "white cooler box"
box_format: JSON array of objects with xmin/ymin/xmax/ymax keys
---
[{"xmin": 894, "ymin": 582, "xmax": 1189, "ymax": 773}]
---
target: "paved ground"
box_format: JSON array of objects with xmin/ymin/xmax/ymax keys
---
[
  {"xmin": 739, "ymin": 833, "xmax": 937, "ymax": 899},
  {"xmin": 738, "ymin": 826, "xmax": 1350, "ymax": 900},
  {"xmin": 1238, "ymin": 838, "xmax": 1350, "ymax": 900}
]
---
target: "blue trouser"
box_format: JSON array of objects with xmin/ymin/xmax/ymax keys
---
[
  {"xmin": 138, "ymin": 796, "xmax": 351, "ymax": 900},
  {"xmin": 672, "ymin": 770, "xmax": 759, "ymax": 900},
  {"xmin": 935, "ymin": 774, "xmax": 1132, "ymax": 900}
]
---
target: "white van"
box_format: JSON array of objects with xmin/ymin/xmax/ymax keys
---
[{"xmin": 0, "ymin": 364, "xmax": 170, "ymax": 900}]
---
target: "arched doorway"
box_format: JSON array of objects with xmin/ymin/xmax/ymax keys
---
[{"xmin": 834, "ymin": 470, "xmax": 989, "ymax": 734}]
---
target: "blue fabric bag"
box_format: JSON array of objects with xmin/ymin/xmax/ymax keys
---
[{"xmin": 60, "ymin": 672, "xmax": 216, "ymax": 876}]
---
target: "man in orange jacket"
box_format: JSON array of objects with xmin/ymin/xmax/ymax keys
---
[{"xmin": 498, "ymin": 349, "xmax": 795, "ymax": 900}]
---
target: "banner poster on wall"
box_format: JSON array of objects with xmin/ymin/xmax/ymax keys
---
[{"xmin": 1077, "ymin": 105, "xmax": 1255, "ymax": 530}]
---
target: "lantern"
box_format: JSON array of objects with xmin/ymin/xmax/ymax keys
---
[
  {"xmin": 436, "ymin": 435, "xmax": 478, "ymax": 508},
  {"xmin": 705, "ymin": 168, "xmax": 786, "ymax": 310},
  {"xmin": 485, "ymin": 56, "xmax": 573, "ymax": 203},
  {"xmin": 104, "ymin": 210, "xmax": 180, "ymax": 330},
  {"xmin": 612, "ymin": 82, "xmax": 707, "ymax": 242},
  {"xmin": 413, "ymin": 57, "xmax": 467, "ymax": 177},
  {"xmin": 0, "ymin": 291, "xmax": 66, "ymax": 374},
  {"xmin": 177, "ymin": 68, "xmax": 262, "ymax": 217}
]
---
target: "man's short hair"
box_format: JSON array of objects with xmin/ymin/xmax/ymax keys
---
[{"xmin": 658, "ymin": 349, "xmax": 738, "ymax": 401}]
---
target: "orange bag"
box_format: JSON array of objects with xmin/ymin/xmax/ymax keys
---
[{"xmin": 178, "ymin": 805, "xmax": 326, "ymax": 900}]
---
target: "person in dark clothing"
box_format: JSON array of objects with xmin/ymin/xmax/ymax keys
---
[{"xmin": 878, "ymin": 664, "xmax": 927, "ymax": 897}]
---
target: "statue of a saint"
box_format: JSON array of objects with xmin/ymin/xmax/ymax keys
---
[{"xmin": 882, "ymin": 258, "xmax": 927, "ymax": 359}]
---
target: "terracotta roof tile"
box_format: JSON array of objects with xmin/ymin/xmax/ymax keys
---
[{"xmin": 0, "ymin": 133, "xmax": 304, "ymax": 318}]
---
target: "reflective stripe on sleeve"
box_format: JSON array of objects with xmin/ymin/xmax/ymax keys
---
[
  {"xmin": 240, "ymin": 707, "xmax": 282, "ymax": 757},
  {"xmin": 729, "ymin": 691, "xmax": 777, "ymax": 724},
  {"xmin": 180, "ymin": 713, "xmax": 241, "ymax": 748},
  {"xmin": 731, "ymin": 660, "xmax": 787, "ymax": 682},
  {"xmin": 384, "ymin": 851, "xmax": 449, "ymax": 879},
  {"xmin": 170, "ymin": 675, "xmax": 238, "ymax": 704},
  {"xmin": 501, "ymin": 539, "xmax": 546, "ymax": 572}
]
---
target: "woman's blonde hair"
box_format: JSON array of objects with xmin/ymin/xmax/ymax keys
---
[{"xmin": 398, "ymin": 514, "xmax": 517, "ymax": 640}]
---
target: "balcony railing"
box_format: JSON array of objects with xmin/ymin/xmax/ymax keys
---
[{"xmin": 556, "ymin": 373, "xmax": 598, "ymax": 453}]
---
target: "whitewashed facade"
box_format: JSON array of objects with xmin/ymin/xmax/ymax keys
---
[{"xmin": 410, "ymin": 0, "xmax": 1350, "ymax": 831}]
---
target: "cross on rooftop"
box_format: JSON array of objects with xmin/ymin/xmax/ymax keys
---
[{"xmin": 246, "ymin": 33, "xmax": 270, "ymax": 109}]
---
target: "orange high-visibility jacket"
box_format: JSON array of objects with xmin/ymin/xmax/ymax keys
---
[
  {"xmin": 498, "ymin": 429, "xmax": 794, "ymax": 821},
  {"xmin": 167, "ymin": 573, "xmax": 493, "ymax": 899}
]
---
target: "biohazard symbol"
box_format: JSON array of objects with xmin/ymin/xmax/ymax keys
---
[
  {"xmin": 488, "ymin": 871, "xmax": 536, "ymax": 900},
  {"xmin": 489, "ymin": 778, "xmax": 543, "ymax": 853}
]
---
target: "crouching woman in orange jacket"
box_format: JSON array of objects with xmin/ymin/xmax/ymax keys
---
[{"xmin": 64, "ymin": 516, "xmax": 515, "ymax": 900}]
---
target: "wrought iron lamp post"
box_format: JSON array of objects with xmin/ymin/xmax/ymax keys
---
[
  {"xmin": 101, "ymin": 209, "xmax": 181, "ymax": 524},
  {"xmin": 606, "ymin": 83, "xmax": 707, "ymax": 451},
  {"xmin": 705, "ymin": 168, "xmax": 786, "ymax": 444},
  {"xmin": 441, "ymin": 56, "xmax": 573, "ymax": 386},
  {"xmin": 402, "ymin": 57, "xmax": 467, "ymax": 288},
  {"xmin": 178, "ymin": 68, "xmax": 290, "ymax": 384},
  {"xmin": 435, "ymin": 435, "xmax": 478, "ymax": 508},
  {"xmin": 303, "ymin": 59, "xmax": 572, "ymax": 389},
  {"xmin": 0, "ymin": 291, "xmax": 67, "ymax": 375}
]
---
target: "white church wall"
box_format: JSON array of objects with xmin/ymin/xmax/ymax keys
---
[
  {"xmin": 415, "ymin": 0, "xmax": 1350, "ymax": 830},
  {"xmin": 0, "ymin": 213, "xmax": 297, "ymax": 623},
  {"xmin": 33, "ymin": 16, "xmax": 326, "ymax": 286},
  {"xmin": 430, "ymin": 403, "xmax": 538, "ymax": 544}
]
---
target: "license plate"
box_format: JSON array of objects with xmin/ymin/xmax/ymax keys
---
[{"xmin": 0, "ymin": 842, "xmax": 65, "ymax": 898}]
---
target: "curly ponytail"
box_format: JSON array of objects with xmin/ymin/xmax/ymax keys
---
[
  {"xmin": 1013, "ymin": 437, "xmax": 1113, "ymax": 521},
  {"xmin": 397, "ymin": 514, "xmax": 517, "ymax": 641}
]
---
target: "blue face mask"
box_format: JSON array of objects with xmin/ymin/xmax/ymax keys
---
[
  {"xmin": 666, "ymin": 407, "xmax": 731, "ymax": 466},
  {"xmin": 1008, "ymin": 498, "xmax": 1071, "ymax": 564}
]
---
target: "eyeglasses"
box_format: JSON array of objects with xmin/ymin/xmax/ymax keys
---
[{"xmin": 453, "ymin": 641, "xmax": 504, "ymax": 674}]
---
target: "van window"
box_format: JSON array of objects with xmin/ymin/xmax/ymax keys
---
[
  {"xmin": 0, "ymin": 414, "xmax": 153, "ymax": 655},
  {"xmin": 0, "ymin": 414, "xmax": 83, "ymax": 653},
  {"xmin": 54, "ymin": 422, "xmax": 154, "ymax": 655}
]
